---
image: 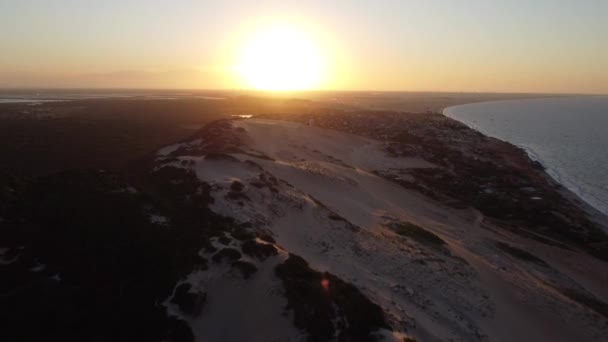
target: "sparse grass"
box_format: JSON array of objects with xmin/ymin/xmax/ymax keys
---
[
  {"xmin": 248, "ymin": 173, "xmax": 279, "ymax": 193},
  {"xmin": 328, "ymin": 213, "xmax": 346, "ymax": 221},
  {"xmin": 390, "ymin": 221, "xmax": 445, "ymax": 248},
  {"xmin": 495, "ymin": 242, "xmax": 548, "ymax": 266},
  {"xmin": 560, "ymin": 288, "xmax": 608, "ymax": 318},
  {"xmin": 204, "ymin": 152, "xmax": 239, "ymax": 161},
  {"xmin": 240, "ymin": 150, "xmax": 276, "ymax": 161}
]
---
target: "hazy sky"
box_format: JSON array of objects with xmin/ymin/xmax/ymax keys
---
[{"xmin": 1, "ymin": 0, "xmax": 606, "ymax": 93}]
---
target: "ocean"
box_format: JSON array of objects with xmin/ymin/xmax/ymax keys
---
[{"xmin": 444, "ymin": 96, "xmax": 608, "ymax": 216}]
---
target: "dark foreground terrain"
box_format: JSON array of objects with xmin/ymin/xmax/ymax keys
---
[
  {"xmin": 1, "ymin": 97, "xmax": 607, "ymax": 341},
  {"xmin": 0, "ymin": 98, "xmax": 393, "ymax": 341}
]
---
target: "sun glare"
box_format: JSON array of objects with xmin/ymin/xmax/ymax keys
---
[{"xmin": 237, "ymin": 26, "xmax": 325, "ymax": 91}]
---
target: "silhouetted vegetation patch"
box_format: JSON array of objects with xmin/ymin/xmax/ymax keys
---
[
  {"xmin": 0, "ymin": 98, "xmax": 228, "ymax": 177},
  {"xmin": 250, "ymin": 180, "xmax": 266, "ymax": 188},
  {"xmin": 149, "ymin": 166, "xmax": 214, "ymax": 209},
  {"xmin": 204, "ymin": 152, "xmax": 238, "ymax": 161},
  {"xmin": 243, "ymin": 159, "xmax": 264, "ymax": 170},
  {"xmin": 309, "ymin": 195, "xmax": 329, "ymax": 210},
  {"xmin": 241, "ymin": 240, "xmax": 278, "ymax": 261},
  {"xmin": 389, "ymin": 222, "xmax": 445, "ymax": 248},
  {"xmin": 212, "ymin": 248, "xmax": 242, "ymax": 263},
  {"xmin": 230, "ymin": 180, "xmax": 244, "ymax": 192},
  {"xmin": 328, "ymin": 213, "xmax": 346, "ymax": 221},
  {"xmin": 170, "ymin": 283, "xmax": 206, "ymax": 316},
  {"xmin": 241, "ymin": 150, "xmax": 276, "ymax": 161},
  {"xmin": 249, "ymin": 173, "xmax": 280, "ymax": 193},
  {"xmin": 225, "ymin": 189, "xmax": 250, "ymax": 202},
  {"xmin": 0, "ymin": 166, "xmax": 239, "ymax": 341},
  {"xmin": 231, "ymin": 225, "xmax": 256, "ymax": 241},
  {"xmin": 231, "ymin": 260, "xmax": 258, "ymax": 279},
  {"xmin": 218, "ymin": 235, "xmax": 232, "ymax": 245},
  {"xmin": 275, "ymin": 254, "xmax": 390, "ymax": 342},
  {"xmin": 495, "ymin": 242, "xmax": 548, "ymax": 267},
  {"xmin": 163, "ymin": 318, "xmax": 195, "ymax": 342},
  {"xmin": 560, "ymin": 288, "xmax": 608, "ymax": 318},
  {"xmin": 226, "ymin": 180, "xmax": 249, "ymax": 202},
  {"xmin": 257, "ymin": 232, "xmax": 276, "ymax": 244}
]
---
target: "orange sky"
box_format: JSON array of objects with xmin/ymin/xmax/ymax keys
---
[{"xmin": 1, "ymin": 1, "xmax": 606, "ymax": 93}]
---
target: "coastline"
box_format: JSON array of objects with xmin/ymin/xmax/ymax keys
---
[
  {"xmin": 443, "ymin": 99, "xmax": 608, "ymax": 222},
  {"xmin": 173, "ymin": 116, "xmax": 608, "ymax": 340},
  {"xmin": 2, "ymin": 97, "xmax": 607, "ymax": 341},
  {"xmin": 258, "ymin": 108, "xmax": 608, "ymax": 261}
]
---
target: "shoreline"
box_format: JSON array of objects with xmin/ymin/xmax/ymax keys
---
[
  {"xmin": 257, "ymin": 108, "xmax": 608, "ymax": 261},
  {"xmin": 2, "ymin": 96, "xmax": 607, "ymax": 341},
  {"xmin": 443, "ymin": 99, "xmax": 608, "ymax": 222}
]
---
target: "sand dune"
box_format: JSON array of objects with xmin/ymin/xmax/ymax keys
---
[{"xmin": 158, "ymin": 118, "xmax": 608, "ymax": 341}]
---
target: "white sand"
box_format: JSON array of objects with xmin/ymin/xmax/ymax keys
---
[{"xmin": 158, "ymin": 118, "xmax": 608, "ymax": 342}]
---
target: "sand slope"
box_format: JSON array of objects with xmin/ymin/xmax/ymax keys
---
[{"xmin": 157, "ymin": 118, "xmax": 608, "ymax": 342}]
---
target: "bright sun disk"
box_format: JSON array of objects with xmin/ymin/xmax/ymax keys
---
[{"xmin": 237, "ymin": 27, "xmax": 324, "ymax": 91}]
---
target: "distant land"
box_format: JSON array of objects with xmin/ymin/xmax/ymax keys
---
[{"xmin": 0, "ymin": 88, "xmax": 575, "ymax": 111}]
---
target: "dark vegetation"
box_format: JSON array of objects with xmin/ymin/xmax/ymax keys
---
[
  {"xmin": 0, "ymin": 98, "xmax": 396, "ymax": 341},
  {"xmin": 495, "ymin": 241, "xmax": 608, "ymax": 318},
  {"xmin": 328, "ymin": 213, "xmax": 347, "ymax": 221},
  {"xmin": 211, "ymin": 248, "xmax": 242, "ymax": 263},
  {"xmin": 0, "ymin": 165, "xmax": 241, "ymax": 342},
  {"xmin": 171, "ymin": 283, "xmax": 207, "ymax": 316},
  {"xmin": 560, "ymin": 288, "xmax": 608, "ymax": 318},
  {"xmin": 249, "ymin": 172, "xmax": 280, "ymax": 193},
  {"xmin": 0, "ymin": 95, "xmax": 319, "ymax": 176},
  {"xmin": 241, "ymin": 150, "xmax": 276, "ymax": 161},
  {"xmin": 389, "ymin": 221, "xmax": 446, "ymax": 249},
  {"xmin": 231, "ymin": 260, "xmax": 258, "ymax": 279},
  {"xmin": 495, "ymin": 241, "xmax": 548, "ymax": 267},
  {"xmin": 225, "ymin": 180, "xmax": 250, "ymax": 202},
  {"xmin": 275, "ymin": 254, "xmax": 390, "ymax": 342},
  {"xmin": 230, "ymin": 224, "xmax": 257, "ymax": 241},
  {"xmin": 260, "ymin": 111, "xmax": 608, "ymax": 261},
  {"xmin": 241, "ymin": 239, "xmax": 278, "ymax": 261},
  {"xmin": 0, "ymin": 99, "xmax": 230, "ymax": 176},
  {"xmin": 218, "ymin": 235, "xmax": 232, "ymax": 245}
]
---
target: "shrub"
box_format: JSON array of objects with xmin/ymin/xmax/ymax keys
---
[
  {"xmin": 231, "ymin": 260, "xmax": 258, "ymax": 279},
  {"xmin": 212, "ymin": 248, "xmax": 242, "ymax": 263},
  {"xmin": 390, "ymin": 222, "xmax": 445, "ymax": 248},
  {"xmin": 230, "ymin": 180, "xmax": 244, "ymax": 192},
  {"xmin": 241, "ymin": 240, "xmax": 278, "ymax": 261},
  {"xmin": 495, "ymin": 242, "xmax": 547, "ymax": 266},
  {"xmin": 275, "ymin": 254, "xmax": 389, "ymax": 342},
  {"xmin": 170, "ymin": 283, "xmax": 206, "ymax": 316}
]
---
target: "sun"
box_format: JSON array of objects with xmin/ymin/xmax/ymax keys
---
[{"xmin": 237, "ymin": 26, "xmax": 325, "ymax": 91}]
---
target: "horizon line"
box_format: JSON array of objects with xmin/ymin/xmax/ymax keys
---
[{"xmin": 0, "ymin": 87, "xmax": 606, "ymax": 96}]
